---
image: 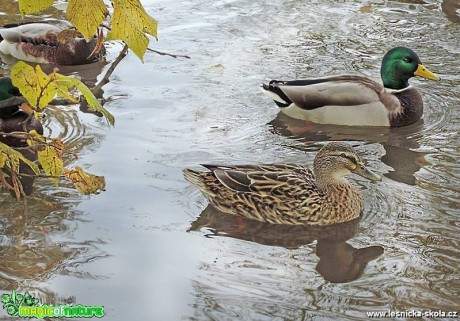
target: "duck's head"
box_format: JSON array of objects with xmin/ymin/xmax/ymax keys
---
[
  {"xmin": 0, "ymin": 77, "xmax": 21, "ymax": 101},
  {"xmin": 314, "ymin": 142, "xmax": 381, "ymax": 187},
  {"xmin": 0, "ymin": 77, "xmax": 22, "ymax": 118},
  {"xmin": 381, "ymin": 47, "xmax": 439, "ymax": 90}
]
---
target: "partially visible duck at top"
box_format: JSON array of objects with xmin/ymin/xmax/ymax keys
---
[
  {"xmin": 261, "ymin": 47, "xmax": 440, "ymax": 127},
  {"xmin": 0, "ymin": 20, "xmax": 104, "ymax": 66}
]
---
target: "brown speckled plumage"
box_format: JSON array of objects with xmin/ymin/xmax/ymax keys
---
[{"xmin": 184, "ymin": 142, "xmax": 381, "ymax": 226}]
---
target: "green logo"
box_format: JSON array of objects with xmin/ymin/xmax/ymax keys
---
[
  {"xmin": 1, "ymin": 290, "xmax": 39, "ymax": 316},
  {"xmin": 2, "ymin": 290, "xmax": 104, "ymax": 319}
]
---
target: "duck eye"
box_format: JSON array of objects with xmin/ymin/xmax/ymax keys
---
[
  {"xmin": 403, "ymin": 57, "xmax": 412, "ymax": 63},
  {"xmin": 340, "ymin": 153, "xmax": 357, "ymax": 164}
]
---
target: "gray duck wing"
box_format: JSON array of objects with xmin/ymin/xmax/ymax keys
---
[
  {"xmin": 273, "ymin": 75, "xmax": 384, "ymax": 110},
  {"xmin": 0, "ymin": 22, "xmax": 71, "ymax": 45},
  {"xmin": 203, "ymin": 163, "xmax": 310, "ymax": 173}
]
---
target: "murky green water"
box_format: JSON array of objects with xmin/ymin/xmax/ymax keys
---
[{"xmin": 1, "ymin": 0, "xmax": 459, "ymax": 320}]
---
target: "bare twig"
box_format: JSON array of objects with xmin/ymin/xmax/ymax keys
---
[
  {"xmin": 91, "ymin": 43, "xmax": 129, "ymax": 96},
  {"xmin": 100, "ymin": 23, "xmax": 112, "ymax": 30},
  {"xmin": 147, "ymin": 47, "xmax": 191, "ymax": 59},
  {"xmin": 18, "ymin": 173, "xmax": 64, "ymax": 179}
]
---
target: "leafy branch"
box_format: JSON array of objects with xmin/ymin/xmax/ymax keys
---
[
  {"xmin": 19, "ymin": 0, "xmax": 158, "ymax": 61},
  {"xmin": 146, "ymin": 48, "xmax": 191, "ymax": 59},
  {"xmin": 1, "ymin": 0, "xmax": 187, "ymax": 199},
  {"xmin": 1, "ymin": 63, "xmax": 110, "ymax": 199}
]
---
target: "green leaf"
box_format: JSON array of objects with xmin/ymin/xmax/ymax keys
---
[
  {"xmin": 17, "ymin": 0, "xmax": 55, "ymax": 15},
  {"xmin": 67, "ymin": 0, "xmax": 109, "ymax": 41}
]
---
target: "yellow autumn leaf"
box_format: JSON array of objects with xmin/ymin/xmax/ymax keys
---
[
  {"xmin": 67, "ymin": 0, "xmax": 109, "ymax": 41},
  {"xmin": 10, "ymin": 62, "xmax": 114, "ymax": 124},
  {"xmin": 39, "ymin": 145, "xmax": 64, "ymax": 186},
  {"xmin": 120, "ymin": 0, "xmax": 158, "ymax": 38},
  {"xmin": 54, "ymin": 74, "xmax": 115, "ymax": 125},
  {"xmin": 64, "ymin": 166, "xmax": 106, "ymax": 195},
  {"xmin": 112, "ymin": 0, "xmax": 158, "ymax": 61},
  {"xmin": 11, "ymin": 62, "xmax": 57, "ymax": 109},
  {"xmin": 17, "ymin": 0, "xmax": 55, "ymax": 15},
  {"xmin": 0, "ymin": 142, "xmax": 40, "ymax": 174},
  {"xmin": 27, "ymin": 130, "xmax": 63, "ymax": 186}
]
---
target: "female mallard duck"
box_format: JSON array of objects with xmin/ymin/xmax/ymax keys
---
[
  {"xmin": 183, "ymin": 142, "xmax": 381, "ymax": 226},
  {"xmin": 0, "ymin": 20, "xmax": 104, "ymax": 65},
  {"xmin": 261, "ymin": 47, "xmax": 440, "ymax": 127}
]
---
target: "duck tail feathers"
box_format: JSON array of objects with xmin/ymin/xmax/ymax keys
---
[
  {"xmin": 183, "ymin": 168, "xmax": 202, "ymax": 184},
  {"xmin": 184, "ymin": 168, "xmax": 217, "ymax": 199},
  {"xmin": 183, "ymin": 168, "xmax": 211, "ymax": 192},
  {"xmin": 260, "ymin": 81, "xmax": 291, "ymax": 108}
]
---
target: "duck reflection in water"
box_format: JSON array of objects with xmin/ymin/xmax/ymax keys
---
[
  {"xmin": 189, "ymin": 206, "xmax": 384, "ymax": 283},
  {"xmin": 268, "ymin": 113, "xmax": 428, "ymax": 186},
  {"xmin": 441, "ymin": 0, "xmax": 460, "ymax": 24}
]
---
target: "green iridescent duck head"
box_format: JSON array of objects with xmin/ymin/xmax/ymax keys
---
[
  {"xmin": 0, "ymin": 77, "xmax": 22, "ymax": 118},
  {"xmin": 381, "ymin": 47, "xmax": 439, "ymax": 90},
  {"xmin": 0, "ymin": 77, "xmax": 21, "ymax": 100}
]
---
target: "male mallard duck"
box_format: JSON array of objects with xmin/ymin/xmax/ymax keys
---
[
  {"xmin": 261, "ymin": 47, "xmax": 440, "ymax": 127},
  {"xmin": 0, "ymin": 77, "xmax": 43, "ymax": 146},
  {"xmin": 183, "ymin": 142, "xmax": 381, "ymax": 226},
  {"xmin": 0, "ymin": 20, "xmax": 104, "ymax": 65},
  {"xmin": 0, "ymin": 77, "xmax": 21, "ymax": 118}
]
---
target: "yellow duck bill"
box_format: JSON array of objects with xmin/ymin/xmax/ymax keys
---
[{"xmin": 414, "ymin": 64, "xmax": 440, "ymax": 81}]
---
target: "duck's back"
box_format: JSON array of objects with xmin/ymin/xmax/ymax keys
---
[
  {"xmin": 0, "ymin": 21, "xmax": 102, "ymax": 65},
  {"xmin": 263, "ymin": 75, "xmax": 395, "ymax": 126},
  {"xmin": 184, "ymin": 163, "xmax": 331, "ymax": 225}
]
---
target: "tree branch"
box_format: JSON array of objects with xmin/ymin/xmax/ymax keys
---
[
  {"xmin": 92, "ymin": 43, "xmax": 129, "ymax": 97},
  {"xmin": 147, "ymin": 47, "xmax": 191, "ymax": 59}
]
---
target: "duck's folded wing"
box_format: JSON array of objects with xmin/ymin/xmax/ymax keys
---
[
  {"xmin": 275, "ymin": 75, "xmax": 384, "ymax": 110},
  {"xmin": 213, "ymin": 169, "xmax": 316, "ymax": 197},
  {"xmin": 202, "ymin": 163, "xmax": 310, "ymax": 174},
  {"xmin": 0, "ymin": 22, "xmax": 70, "ymax": 45}
]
